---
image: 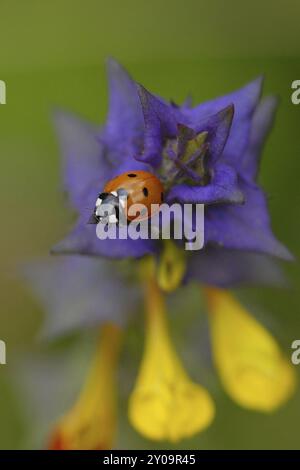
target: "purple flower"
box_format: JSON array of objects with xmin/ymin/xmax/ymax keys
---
[
  {"xmin": 135, "ymin": 77, "xmax": 291, "ymax": 260},
  {"xmin": 52, "ymin": 59, "xmax": 292, "ymax": 275},
  {"xmin": 23, "ymin": 256, "xmax": 141, "ymax": 338}
]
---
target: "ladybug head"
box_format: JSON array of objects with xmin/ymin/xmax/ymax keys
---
[{"xmin": 88, "ymin": 190, "xmax": 127, "ymax": 225}]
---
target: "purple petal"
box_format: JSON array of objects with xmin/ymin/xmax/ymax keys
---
[
  {"xmin": 193, "ymin": 105, "xmax": 234, "ymax": 165},
  {"xmin": 51, "ymin": 217, "xmax": 156, "ymax": 259},
  {"xmin": 136, "ymin": 84, "xmax": 178, "ymax": 166},
  {"xmin": 23, "ymin": 257, "xmax": 141, "ymax": 337},
  {"xmin": 185, "ymin": 247, "xmax": 287, "ymax": 288},
  {"xmin": 109, "ymin": 158, "xmax": 151, "ymax": 177},
  {"xmin": 185, "ymin": 77, "xmax": 263, "ymax": 120},
  {"xmin": 137, "ymin": 84, "xmax": 234, "ymax": 169},
  {"xmin": 204, "ymin": 178, "xmax": 293, "ymax": 260},
  {"xmin": 240, "ymin": 96, "xmax": 278, "ymax": 180},
  {"xmin": 167, "ymin": 163, "xmax": 244, "ymax": 204},
  {"xmin": 53, "ymin": 111, "xmax": 110, "ymax": 212},
  {"xmin": 103, "ymin": 58, "xmax": 144, "ymax": 159},
  {"xmin": 184, "ymin": 77, "xmax": 263, "ymax": 170}
]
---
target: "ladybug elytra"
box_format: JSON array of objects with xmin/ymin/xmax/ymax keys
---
[{"xmin": 90, "ymin": 171, "xmax": 164, "ymax": 225}]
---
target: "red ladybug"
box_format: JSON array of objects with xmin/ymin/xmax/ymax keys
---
[{"xmin": 90, "ymin": 171, "xmax": 164, "ymax": 224}]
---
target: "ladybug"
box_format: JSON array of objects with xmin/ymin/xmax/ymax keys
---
[{"xmin": 89, "ymin": 170, "xmax": 164, "ymax": 225}]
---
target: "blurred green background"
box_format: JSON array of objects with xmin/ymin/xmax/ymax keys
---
[{"xmin": 0, "ymin": 0, "xmax": 300, "ymax": 449}]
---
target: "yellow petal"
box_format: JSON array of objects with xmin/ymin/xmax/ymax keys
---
[
  {"xmin": 49, "ymin": 323, "xmax": 122, "ymax": 450},
  {"xmin": 129, "ymin": 278, "xmax": 215, "ymax": 442},
  {"xmin": 204, "ymin": 286, "xmax": 296, "ymax": 412}
]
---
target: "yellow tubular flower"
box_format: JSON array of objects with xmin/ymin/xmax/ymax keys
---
[
  {"xmin": 49, "ymin": 323, "xmax": 122, "ymax": 450},
  {"xmin": 129, "ymin": 272, "xmax": 215, "ymax": 443},
  {"xmin": 204, "ymin": 286, "xmax": 296, "ymax": 412}
]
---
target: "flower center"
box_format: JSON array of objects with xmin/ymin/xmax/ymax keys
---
[{"xmin": 159, "ymin": 126, "xmax": 210, "ymax": 190}]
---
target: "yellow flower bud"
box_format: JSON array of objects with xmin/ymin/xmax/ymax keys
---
[
  {"xmin": 129, "ymin": 278, "xmax": 215, "ymax": 442},
  {"xmin": 204, "ymin": 286, "xmax": 296, "ymax": 412},
  {"xmin": 49, "ymin": 323, "xmax": 122, "ymax": 450}
]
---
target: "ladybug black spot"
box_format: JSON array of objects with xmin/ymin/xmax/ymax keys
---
[
  {"xmin": 143, "ymin": 187, "xmax": 148, "ymax": 197},
  {"xmin": 127, "ymin": 173, "xmax": 137, "ymax": 177}
]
